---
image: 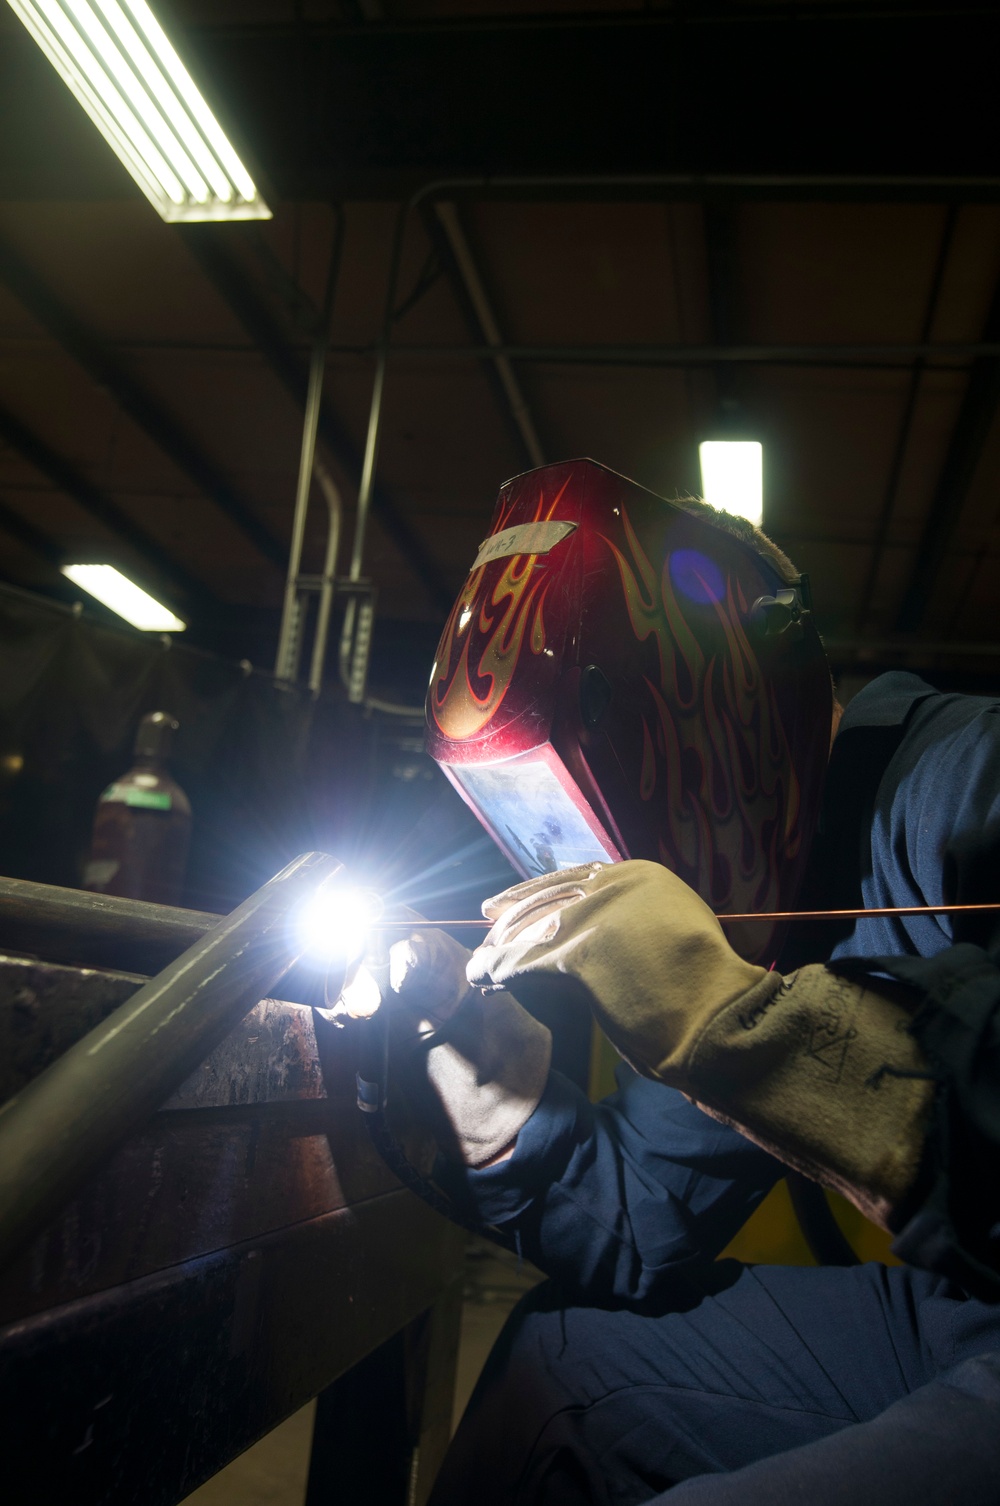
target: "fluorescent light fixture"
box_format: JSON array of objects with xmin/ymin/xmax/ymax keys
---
[
  {"xmin": 699, "ymin": 440, "xmax": 764, "ymax": 527},
  {"xmin": 8, "ymin": 0, "xmax": 270, "ymax": 222},
  {"xmin": 62, "ymin": 564, "xmax": 187, "ymax": 631}
]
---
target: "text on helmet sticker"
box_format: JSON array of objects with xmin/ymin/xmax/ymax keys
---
[{"xmin": 473, "ymin": 520, "xmax": 577, "ymax": 569}]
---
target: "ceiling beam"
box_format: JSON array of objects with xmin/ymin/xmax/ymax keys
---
[
  {"xmin": 178, "ymin": 224, "xmax": 455, "ymax": 616},
  {"xmin": 187, "ymin": 9, "xmax": 999, "ymax": 201},
  {"xmin": 0, "ymin": 494, "xmax": 63, "ymax": 568},
  {"xmin": 854, "ymin": 206, "xmax": 958, "ymax": 634},
  {"xmin": 321, "ymin": 340, "xmax": 1000, "ymax": 369},
  {"xmin": 4, "ymin": 9, "xmax": 1000, "ymax": 203},
  {"xmin": 703, "ymin": 200, "xmax": 743, "ymax": 433},
  {"xmin": 0, "ymin": 233, "xmax": 285, "ymax": 571},
  {"xmin": 421, "ymin": 202, "xmax": 545, "ymax": 473},
  {"xmin": 104, "ymin": 337, "xmax": 1000, "ymax": 368},
  {"xmin": 894, "ymin": 270, "xmax": 1000, "ymax": 633},
  {"xmin": 202, "ymin": 3, "xmax": 998, "ymax": 32},
  {"xmin": 0, "ymin": 402, "xmax": 216, "ymax": 616}
]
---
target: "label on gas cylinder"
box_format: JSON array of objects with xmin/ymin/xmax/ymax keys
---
[{"xmin": 100, "ymin": 783, "xmax": 172, "ymax": 810}]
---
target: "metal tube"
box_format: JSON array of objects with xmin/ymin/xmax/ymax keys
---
[
  {"xmin": 339, "ymin": 192, "xmax": 422, "ymax": 701},
  {"xmin": 0, "ymin": 851, "xmax": 342, "ymax": 1272},
  {"xmin": 433, "ymin": 201, "xmax": 545, "ymax": 469},
  {"xmin": 274, "ymin": 334, "xmax": 328, "ymax": 679},
  {"xmin": 327, "ymin": 340, "xmax": 1000, "ymax": 367},
  {"xmin": 308, "ymin": 460, "xmax": 343, "ymax": 694},
  {"xmin": 349, "ymin": 354, "xmax": 387, "ymax": 582},
  {"xmin": 338, "ymin": 594, "xmax": 357, "ymax": 689},
  {"xmin": 0, "ymin": 874, "xmax": 219, "ymax": 972},
  {"xmin": 347, "ymin": 195, "xmax": 413, "ymax": 585},
  {"xmin": 275, "ymin": 208, "xmax": 346, "ymax": 681}
]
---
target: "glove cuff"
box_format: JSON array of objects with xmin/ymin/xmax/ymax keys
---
[{"xmin": 682, "ymin": 964, "xmax": 935, "ymax": 1226}]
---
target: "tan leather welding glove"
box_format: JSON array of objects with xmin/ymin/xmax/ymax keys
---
[
  {"xmin": 468, "ymin": 860, "xmax": 935, "ymax": 1228},
  {"xmin": 340, "ymin": 922, "xmax": 551, "ymax": 1168}
]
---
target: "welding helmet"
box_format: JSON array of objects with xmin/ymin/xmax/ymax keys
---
[{"xmin": 425, "ymin": 459, "xmax": 831, "ymax": 963}]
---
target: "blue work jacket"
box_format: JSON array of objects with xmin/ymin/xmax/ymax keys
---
[{"xmin": 443, "ymin": 672, "xmax": 1000, "ymax": 1304}]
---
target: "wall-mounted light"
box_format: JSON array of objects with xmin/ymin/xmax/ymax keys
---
[
  {"xmin": 62, "ymin": 564, "xmax": 186, "ymax": 631},
  {"xmin": 8, "ymin": 0, "xmax": 270, "ymax": 222},
  {"xmin": 698, "ymin": 440, "xmax": 763, "ymax": 528}
]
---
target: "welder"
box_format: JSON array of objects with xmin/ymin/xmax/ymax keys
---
[{"xmin": 344, "ymin": 459, "xmax": 1000, "ymax": 1505}]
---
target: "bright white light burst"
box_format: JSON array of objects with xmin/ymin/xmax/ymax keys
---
[{"xmin": 295, "ymin": 885, "xmax": 383, "ymax": 966}]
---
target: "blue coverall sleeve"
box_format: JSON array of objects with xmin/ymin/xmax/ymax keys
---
[
  {"xmin": 439, "ymin": 1066, "xmax": 784, "ymax": 1307},
  {"xmin": 831, "ymin": 693, "xmax": 1000, "ymax": 1297}
]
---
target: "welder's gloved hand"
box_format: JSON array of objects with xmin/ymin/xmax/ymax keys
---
[
  {"xmin": 469, "ymin": 860, "xmax": 935, "ymax": 1229},
  {"xmin": 337, "ymin": 923, "xmax": 470, "ymax": 1025},
  {"xmin": 340, "ymin": 914, "xmax": 551, "ymax": 1169}
]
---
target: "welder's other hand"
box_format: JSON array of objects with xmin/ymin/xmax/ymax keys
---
[
  {"xmin": 470, "ymin": 859, "xmax": 935, "ymax": 1230},
  {"xmin": 336, "ymin": 909, "xmax": 471, "ymax": 1025},
  {"xmin": 340, "ymin": 907, "xmax": 552, "ymax": 1169},
  {"xmin": 388, "ymin": 926, "xmax": 475, "ymax": 1028}
]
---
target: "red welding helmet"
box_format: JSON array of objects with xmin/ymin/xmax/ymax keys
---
[{"xmin": 425, "ymin": 459, "xmax": 831, "ymax": 963}]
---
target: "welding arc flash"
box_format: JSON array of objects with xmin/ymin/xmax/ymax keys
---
[{"xmin": 296, "ymin": 886, "xmax": 382, "ymax": 964}]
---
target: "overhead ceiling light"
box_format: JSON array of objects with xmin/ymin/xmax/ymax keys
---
[
  {"xmin": 8, "ymin": 0, "xmax": 270, "ymax": 222},
  {"xmin": 698, "ymin": 440, "xmax": 764, "ymax": 528},
  {"xmin": 62, "ymin": 564, "xmax": 187, "ymax": 631}
]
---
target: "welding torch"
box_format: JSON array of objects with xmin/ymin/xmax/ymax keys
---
[{"xmin": 295, "ymin": 883, "xmax": 399, "ymax": 1113}]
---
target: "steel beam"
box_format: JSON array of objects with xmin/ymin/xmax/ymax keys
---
[
  {"xmin": 0, "ymin": 402, "xmax": 215, "ymax": 614},
  {"xmin": 0, "ymin": 233, "xmax": 284, "ymax": 571},
  {"xmin": 110, "ymin": 339, "xmax": 1000, "ymax": 368},
  {"xmin": 179, "ymin": 225, "xmax": 455, "ymax": 615},
  {"xmin": 855, "ymin": 207, "xmax": 958, "ymax": 633},
  {"xmin": 703, "ymin": 200, "xmax": 743, "ymax": 429},
  {"xmin": 182, "ymin": 9, "xmax": 1000, "ymax": 200},
  {"xmin": 322, "ymin": 340, "xmax": 1000, "ymax": 368},
  {"xmin": 203, "ymin": 3, "xmax": 998, "ymax": 33},
  {"xmin": 423, "ymin": 201, "xmax": 545, "ymax": 471},
  {"xmin": 0, "ymin": 495, "xmax": 62, "ymax": 567},
  {"xmin": 825, "ymin": 636, "xmax": 1000, "ymax": 665},
  {"xmin": 4, "ymin": 8, "xmax": 1000, "ymax": 202},
  {"xmin": 894, "ymin": 270, "xmax": 1000, "ymax": 633}
]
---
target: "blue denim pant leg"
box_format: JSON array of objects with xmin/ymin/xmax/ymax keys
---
[{"xmin": 429, "ymin": 1259, "xmax": 1000, "ymax": 1506}]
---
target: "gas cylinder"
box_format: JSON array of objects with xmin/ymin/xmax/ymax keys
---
[{"xmin": 84, "ymin": 711, "xmax": 192, "ymax": 906}]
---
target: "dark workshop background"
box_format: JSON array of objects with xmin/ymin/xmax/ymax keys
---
[{"xmin": 1, "ymin": 0, "xmax": 998, "ymax": 913}]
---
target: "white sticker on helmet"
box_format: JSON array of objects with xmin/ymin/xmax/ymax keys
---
[{"xmin": 473, "ymin": 520, "xmax": 577, "ymax": 569}]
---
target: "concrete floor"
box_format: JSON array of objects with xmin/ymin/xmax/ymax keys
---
[
  {"xmin": 179, "ymin": 1405, "xmax": 319, "ymax": 1506},
  {"xmin": 180, "ymin": 1238, "xmax": 542, "ymax": 1506}
]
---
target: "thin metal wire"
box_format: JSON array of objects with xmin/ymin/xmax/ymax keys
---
[
  {"xmin": 715, "ymin": 902, "xmax": 1000, "ymax": 923},
  {"xmin": 375, "ymin": 901, "xmax": 1000, "ymax": 929}
]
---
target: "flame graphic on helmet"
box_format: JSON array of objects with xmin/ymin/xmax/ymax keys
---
[
  {"xmin": 428, "ymin": 485, "xmax": 566, "ymax": 741},
  {"xmin": 602, "ymin": 510, "xmax": 801, "ymax": 914}
]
